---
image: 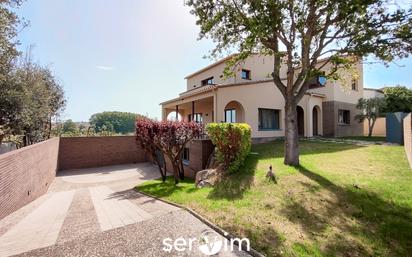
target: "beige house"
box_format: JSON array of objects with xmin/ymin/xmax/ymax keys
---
[{"xmin": 160, "ymin": 54, "xmax": 366, "ymax": 141}]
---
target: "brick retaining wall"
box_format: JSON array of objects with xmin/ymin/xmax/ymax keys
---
[
  {"xmin": 0, "ymin": 138, "xmax": 60, "ymax": 220},
  {"xmin": 58, "ymin": 136, "xmax": 147, "ymax": 170},
  {"xmin": 403, "ymin": 114, "xmax": 412, "ymax": 168},
  {"xmin": 0, "ymin": 136, "xmax": 212, "ymax": 220}
]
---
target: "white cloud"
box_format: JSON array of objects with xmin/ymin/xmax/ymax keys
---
[{"xmin": 96, "ymin": 65, "xmax": 114, "ymax": 71}]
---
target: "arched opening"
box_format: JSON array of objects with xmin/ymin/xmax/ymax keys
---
[
  {"xmin": 312, "ymin": 106, "xmax": 321, "ymax": 136},
  {"xmin": 297, "ymin": 106, "xmax": 304, "ymax": 136},
  {"xmin": 224, "ymin": 101, "xmax": 245, "ymax": 123},
  {"xmin": 166, "ymin": 111, "xmax": 183, "ymax": 121}
]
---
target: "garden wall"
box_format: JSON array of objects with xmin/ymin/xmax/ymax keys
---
[
  {"xmin": 58, "ymin": 136, "xmax": 147, "ymax": 170},
  {"xmin": 0, "ymin": 136, "xmax": 212, "ymax": 220},
  {"xmin": 387, "ymin": 112, "xmax": 408, "ymax": 144},
  {"xmin": 403, "ymin": 113, "xmax": 412, "ymax": 169},
  {"xmin": 363, "ymin": 117, "xmax": 386, "ymax": 136},
  {"xmin": 0, "ymin": 138, "xmax": 59, "ymax": 220}
]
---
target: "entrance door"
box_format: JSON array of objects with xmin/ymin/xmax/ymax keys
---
[
  {"xmin": 313, "ymin": 107, "xmax": 318, "ymax": 136},
  {"xmin": 297, "ymin": 106, "xmax": 304, "ymax": 136}
]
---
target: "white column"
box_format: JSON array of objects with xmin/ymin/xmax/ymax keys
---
[
  {"xmin": 161, "ymin": 108, "xmax": 167, "ymax": 121},
  {"xmin": 306, "ymin": 95, "xmax": 313, "ymax": 137},
  {"xmin": 213, "ymin": 92, "xmax": 217, "ymax": 122}
]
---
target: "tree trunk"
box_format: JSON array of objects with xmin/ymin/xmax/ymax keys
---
[
  {"xmin": 47, "ymin": 116, "xmax": 52, "ymax": 139},
  {"xmin": 284, "ymin": 97, "xmax": 300, "ymax": 166},
  {"xmin": 157, "ymin": 163, "xmax": 167, "ymax": 182},
  {"xmin": 178, "ymin": 159, "xmax": 185, "ymax": 180},
  {"xmin": 153, "ymin": 153, "xmax": 167, "ymax": 182},
  {"xmin": 367, "ymin": 119, "xmax": 371, "ymax": 137},
  {"xmin": 0, "ymin": 134, "xmax": 4, "ymax": 146},
  {"xmin": 169, "ymin": 160, "xmax": 180, "ymax": 184},
  {"xmin": 368, "ymin": 118, "xmax": 376, "ymax": 137}
]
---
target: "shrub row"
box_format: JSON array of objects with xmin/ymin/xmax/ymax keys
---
[{"xmin": 206, "ymin": 123, "xmax": 251, "ymax": 173}]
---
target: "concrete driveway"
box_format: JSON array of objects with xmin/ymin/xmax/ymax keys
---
[{"xmin": 0, "ymin": 163, "xmax": 250, "ymax": 257}]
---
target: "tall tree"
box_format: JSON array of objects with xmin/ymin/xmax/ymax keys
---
[
  {"xmin": 383, "ymin": 86, "xmax": 412, "ymax": 113},
  {"xmin": 0, "ymin": 0, "xmax": 25, "ymax": 145},
  {"xmin": 186, "ymin": 0, "xmax": 412, "ymax": 165},
  {"xmin": 12, "ymin": 59, "xmax": 65, "ymax": 145},
  {"xmin": 90, "ymin": 111, "xmax": 143, "ymax": 134},
  {"xmin": 0, "ymin": 2, "xmax": 65, "ymax": 146},
  {"xmin": 62, "ymin": 119, "xmax": 78, "ymax": 134},
  {"xmin": 355, "ymin": 97, "xmax": 385, "ymax": 137}
]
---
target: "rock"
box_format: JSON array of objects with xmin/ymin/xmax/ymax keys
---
[{"xmin": 195, "ymin": 168, "xmax": 220, "ymax": 188}]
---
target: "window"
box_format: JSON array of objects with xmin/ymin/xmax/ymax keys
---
[
  {"xmin": 338, "ymin": 110, "xmax": 350, "ymax": 124},
  {"xmin": 258, "ymin": 108, "xmax": 280, "ymax": 130},
  {"xmin": 182, "ymin": 148, "xmax": 189, "ymax": 164},
  {"xmin": 183, "ymin": 148, "xmax": 189, "ymax": 161},
  {"xmin": 224, "ymin": 109, "xmax": 236, "ymax": 123},
  {"xmin": 308, "ymin": 76, "xmax": 327, "ymax": 89},
  {"xmin": 241, "ymin": 69, "xmax": 251, "ymax": 80},
  {"xmin": 351, "ymin": 79, "xmax": 358, "ymax": 91},
  {"xmin": 189, "ymin": 113, "xmax": 203, "ymax": 123},
  {"xmin": 201, "ymin": 77, "xmax": 214, "ymax": 86}
]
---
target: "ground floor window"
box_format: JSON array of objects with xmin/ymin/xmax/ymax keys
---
[
  {"xmin": 188, "ymin": 113, "xmax": 203, "ymax": 123},
  {"xmin": 224, "ymin": 109, "xmax": 236, "ymax": 123},
  {"xmin": 182, "ymin": 147, "xmax": 189, "ymax": 164},
  {"xmin": 258, "ymin": 108, "xmax": 280, "ymax": 130},
  {"xmin": 338, "ymin": 110, "xmax": 350, "ymax": 124}
]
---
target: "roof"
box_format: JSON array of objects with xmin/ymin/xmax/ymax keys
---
[
  {"xmin": 160, "ymin": 79, "xmax": 326, "ymax": 106},
  {"xmin": 159, "ymin": 84, "xmax": 217, "ymax": 105},
  {"xmin": 184, "ymin": 52, "xmax": 352, "ymax": 80},
  {"xmin": 184, "ymin": 54, "xmax": 237, "ymax": 79},
  {"xmin": 364, "ymin": 88, "xmax": 384, "ymax": 93}
]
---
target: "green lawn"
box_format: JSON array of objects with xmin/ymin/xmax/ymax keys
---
[{"xmin": 136, "ymin": 140, "xmax": 412, "ymax": 257}]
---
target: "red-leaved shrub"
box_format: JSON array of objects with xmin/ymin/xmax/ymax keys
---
[{"xmin": 136, "ymin": 118, "xmax": 203, "ymax": 184}]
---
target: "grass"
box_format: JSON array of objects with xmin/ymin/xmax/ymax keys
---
[
  {"xmin": 136, "ymin": 140, "xmax": 412, "ymax": 257},
  {"xmin": 339, "ymin": 136, "xmax": 386, "ymax": 142}
]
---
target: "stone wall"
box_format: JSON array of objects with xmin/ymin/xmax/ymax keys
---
[
  {"xmin": 0, "ymin": 138, "xmax": 60, "ymax": 220},
  {"xmin": 363, "ymin": 117, "xmax": 386, "ymax": 136},
  {"xmin": 58, "ymin": 136, "xmax": 147, "ymax": 170}
]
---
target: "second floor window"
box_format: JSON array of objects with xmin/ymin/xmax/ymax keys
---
[
  {"xmin": 258, "ymin": 108, "xmax": 280, "ymax": 130},
  {"xmin": 241, "ymin": 69, "xmax": 251, "ymax": 80},
  {"xmin": 338, "ymin": 110, "xmax": 350, "ymax": 124},
  {"xmin": 351, "ymin": 79, "xmax": 358, "ymax": 91},
  {"xmin": 201, "ymin": 77, "xmax": 214, "ymax": 86},
  {"xmin": 224, "ymin": 109, "xmax": 236, "ymax": 123}
]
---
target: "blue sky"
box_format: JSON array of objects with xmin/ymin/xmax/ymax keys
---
[{"xmin": 16, "ymin": 0, "xmax": 412, "ymax": 121}]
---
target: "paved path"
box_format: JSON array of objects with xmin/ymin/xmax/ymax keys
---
[{"xmin": 0, "ymin": 163, "xmax": 250, "ymax": 257}]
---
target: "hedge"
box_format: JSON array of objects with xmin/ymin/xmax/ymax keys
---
[{"xmin": 206, "ymin": 123, "xmax": 252, "ymax": 173}]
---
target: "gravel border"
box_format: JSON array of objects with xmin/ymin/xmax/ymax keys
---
[{"xmin": 136, "ymin": 190, "xmax": 266, "ymax": 257}]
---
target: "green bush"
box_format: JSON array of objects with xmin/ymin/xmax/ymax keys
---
[{"xmin": 206, "ymin": 123, "xmax": 252, "ymax": 173}]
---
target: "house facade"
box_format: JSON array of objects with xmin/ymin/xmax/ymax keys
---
[{"xmin": 160, "ymin": 54, "xmax": 365, "ymax": 140}]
